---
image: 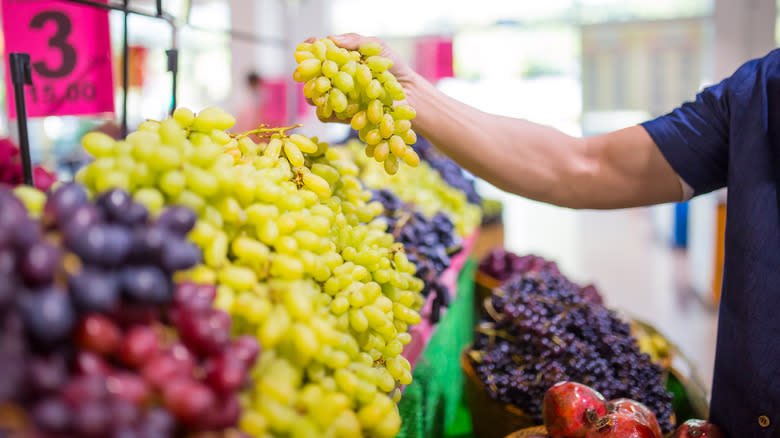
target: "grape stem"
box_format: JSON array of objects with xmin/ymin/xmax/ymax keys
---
[{"xmin": 234, "ymin": 123, "xmax": 304, "ymax": 138}]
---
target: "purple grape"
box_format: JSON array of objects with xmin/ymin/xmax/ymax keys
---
[
  {"xmin": 155, "ymin": 206, "xmax": 197, "ymax": 236},
  {"xmin": 109, "ymin": 397, "xmax": 141, "ymax": 428},
  {"xmin": 63, "ymin": 204, "xmax": 103, "ymax": 237},
  {"xmin": 32, "ymin": 396, "xmax": 71, "ymax": 433},
  {"xmin": 160, "ymin": 239, "xmax": 201, "ymax": 273},
  {"xmin": 19, "ymin": 286, "xmax": 76, "ymax": 346},
  {"xmin": 0, "ymin": 350, "xmax": 26, "ymax": 400},
  {"xmin": 119, "ymin": 266, "xmax": 171, "ymax": 304},
  {"xmin": 69, "ymin": 267, "xmax": 121, "ymax": 313},
  {"xmin": 73, "ymin": 400, "xmax": 111, "ymax": 437},
  {"xmin": 117, "ymin": 201, "xmax": 149, "ymax": 226},
  {"xmin": 68, "ymin": 224, "xmax": 132, "ymax": 267},
  {"xmin": 27, "ymin": 354, "xmax": 68, "ymax": 394},
  {"xmin": 96, "ymin": 189, "xmax": 133, "ymax": 222},
  {"xmin": 0, "ymin": 192, "xmax": 29, "ymax": 247},
  {"xmin": 43, "ymin": 182, "xmax": 88, "ymax": 227},
  {"xmin": 128, "ymin": 226, "xmax": 168, "ymax": 262},
  {"xmin": 102, "ymin": 225, "xmax": 134, "ymax": 267},
  {"xmin": 140, "ymin": 407, "xmax": 176, "ymax": 436},
  {"xmin": 19, "ymin": 240, "xmax": 61, "ymax": 285},
  {"xmin": 12, "ymin": 217, "xmax": 42, "ymax": 250}
]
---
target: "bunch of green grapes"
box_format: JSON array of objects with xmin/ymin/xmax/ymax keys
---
[
  {"xmin": 76, "ymin": 107, "xmax": 425, "ymax": 438},
  {"xmin": 293, "ymin": 38, "xmax": 420, "ymax": 175},
  {"xmin": 339, "ymin": 140, "xmax": 482, "ymax": 237}
]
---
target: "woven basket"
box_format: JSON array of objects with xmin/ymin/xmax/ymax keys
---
[
  {"xmin": 504, "ymin": 426, "xmax": 549, "ymax": 438},
  {"xmin": 461, "ymin": 349, "xmax": 537, "ymax": 437},
  {"xmin": 473, "ymin": 269, "xmax": 500, "ymax": 323}
]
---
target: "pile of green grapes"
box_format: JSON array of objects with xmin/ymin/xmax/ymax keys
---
[
  {"xmin": 76, "ymin": 107, "xmax": 425, "ymax": 438},
  {"xmin": 293, "ymin": 38, "xmax": 419, "ymax": 175},
  {"xmin": 339, "ymin": 140, "xmax": 482, "ymax": 237}
]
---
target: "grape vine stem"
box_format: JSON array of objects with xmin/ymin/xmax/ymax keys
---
[{"xmin": 234, "ymin": 123, "xmax": 304, "ymax": 138}]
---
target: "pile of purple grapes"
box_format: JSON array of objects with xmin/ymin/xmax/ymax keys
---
[
  {"xmin": 0, "ymin": 184, "xmax": 258, "ymax": 438},
  {"xmin": 410, "ymin": 136, "xmax": 481, "ymax": 205},
  {"xmin": 471, "ymin": 268, "xmax": 673, "ymax": 432},
  {"xmin": 478, "ymin": 248, "xmax": 602, "ymax": 305},
  {"xmin": 372, "ymin": 189, "xmax": 461, "ymax": 322}
]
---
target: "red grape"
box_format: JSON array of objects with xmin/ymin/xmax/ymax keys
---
[
  {"xmin": 75, "ymin": 351, "xmax": 112, "ymax": 376},
  {"xmin": 226, "ymin": 335, "xmax": 260, "ymax": 368},
  {"xmin": 162, "ymin": 378, "xmax": 216, "ymax": 425},
  {"xmin": 118, "ymin": 326, "xmax": 160, "ymax": 368},
  {"xmin": 77, "ymin": 314, "xmax": 122, "ymax": 356},
  {"xmin": 204, "ymin": 353, "xmax": 246, "ymax": 394},
  {"xmin": 106, "ymin": 371, "xmax": 151, "ymax": 405}
]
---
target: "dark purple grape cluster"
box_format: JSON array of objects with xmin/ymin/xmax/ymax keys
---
[
  {"xmin": 0, "ymin": 184, "xmax": 257, "ymax": 438},
  {"xmin": 372, "ymin": 189, "xmax": 461, "ymax": 322},
  {"xmin": 478, "ymin": 248, "xmax": 602, "ymax": 305},
  {"xmin": 471, "ymin": 269, "xmax": 673, "ymax": 432},
  {"xmin": 478, "ymin": 247, "xmax": 562, "ymax": 283},
  {"xmin": 410, "ymin": 136, "xmax": 481, "ymax": 205}
]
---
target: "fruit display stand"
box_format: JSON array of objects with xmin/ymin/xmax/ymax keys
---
[
  {"xmin": 396, "ymin": 250, "xmax": 478, "ymax": 438},
  {"xmin": 402, "ymin": 232, "xmax": 477, "ymax": 368}
]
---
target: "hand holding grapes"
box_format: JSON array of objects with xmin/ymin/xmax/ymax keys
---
[{"xmin": 296, "ymin": 35, "xmax": 420, "ymax": 172}]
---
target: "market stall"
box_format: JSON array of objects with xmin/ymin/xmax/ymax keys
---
[{"xmin": 0, "ymin": 4, "xmax": 723, "ymax": 435}]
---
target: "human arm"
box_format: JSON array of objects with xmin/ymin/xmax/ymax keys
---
[{"xmin": 328, "ymin": 34, "xmax": 686, "ymax": 210}]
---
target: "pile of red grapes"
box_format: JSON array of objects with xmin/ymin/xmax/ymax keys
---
[
  {"xmin": 0, "ymin": 138, "xmax": 56, "ymax": 191},
  {"xmin": 0, "ymin": 184, "xmax": 259, "ymax": 438},
  {"xmin": 470, "ymin": 268, "xmax": 673, "ymax": 433},
  {"xmin": 372, "ymin": 189, "xmax": 461, "ymax": 322},
  {"xmin": 410, "ymin": 136, "xmax": 481, "ymax": 205}
]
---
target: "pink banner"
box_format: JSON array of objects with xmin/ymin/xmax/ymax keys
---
[{"xmin": 2, "ymin": 0, "xmax": 115, "ymax": 118}]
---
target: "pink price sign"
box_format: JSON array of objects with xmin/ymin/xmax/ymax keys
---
[{"xmin": 2, "ymin": 0, "xmax": 115, "ymax": 118}]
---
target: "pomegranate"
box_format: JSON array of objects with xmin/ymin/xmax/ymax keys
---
[
  {"xmin": 543, "ymin": 381, "xmax": 608, "ymax": 438},
  {"xmin": 670, "ymin": 419, "xmax": 726, "ymax": 438},
  {"xmin": 609, "ymin": 398, "xmax": 663, "ymax": 438},
  {"xmin": 585, "ymin": 412, "xmax": 658, "ymax": 438}
]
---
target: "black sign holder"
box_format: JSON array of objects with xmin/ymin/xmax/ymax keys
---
[{"xmin": 9, "ymin": 53, "xmax": 34, "ymax": 187}]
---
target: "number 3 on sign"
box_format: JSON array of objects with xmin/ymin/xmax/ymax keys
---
[{"xmin": 2, "ymin": 0, "xmax": 115, "ymax": 118}]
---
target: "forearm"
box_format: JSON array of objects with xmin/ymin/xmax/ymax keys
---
[{"xmin": 404, "ymin": 73, "xmax": 595, "ymax": 208}]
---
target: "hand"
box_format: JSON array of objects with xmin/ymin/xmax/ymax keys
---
[{"xmin": 302, "ymin": 34, "xmax": 417, "ymax": 124}]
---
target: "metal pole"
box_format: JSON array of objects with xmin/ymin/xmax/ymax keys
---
[
  {"xmin": 9, "ymin": 53, "xmax": 34, "ymax": 187},
  {"xmin": 166, "ymin": 49, "xmax": 178, "ymax": 114},
  {"xmin": 121, "ymin": 0, "xmax": 129, "ymax": 137}
]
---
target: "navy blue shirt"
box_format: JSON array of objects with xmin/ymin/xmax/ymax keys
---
[{"xmin": 643, "ymin": 49, "xmax": 780, "ymax": 437}]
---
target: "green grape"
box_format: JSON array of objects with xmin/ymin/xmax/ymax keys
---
[
  {"xmin": 393, "ymin": 104, "xmax": 416, "ymax": 120},
  {"xmin": 366, "ymin": 79, "xmax": 383, "ymax": 99},
  {"xmin": 359, "ymin": 41, "xmax": 382, "ymax": 57},
  {"xmin": 366, "ymin": 99, "xmax": 383, "ymax": 124},
  {"xmin": 289, "ymin": 134, "xmax": 318, "ymax": 154},
  {"xmin": 295, "ymin": 58, "xmax": 322, "ymax": 81},
  {"xmin": 294, "ymin": 50, "xmax": 316, "ymax": 63},
  {"xmin": 321, "ymin": 60, "xmax": 339, "ymax": 78},
  {"xmin": 82, "ymin": 132, "xmax": 115, "ymax": 157},
  {"xmin": 333, "ymin": 71, "xmax": 355, "ymax": 93},
  {"xmin": 283, "ymin": 140, "xmax": 305, "ymax": 167},
  {"xmin": 159, "ymin": 169, "xmax": 186, "ymax": 196},
  {"xmin": 329, "ymin": 88, "xmax": 348, "ymax": 113},
  {"xmin": 373, "ymin": 142, "xmax": 389, "ymax": 162}
]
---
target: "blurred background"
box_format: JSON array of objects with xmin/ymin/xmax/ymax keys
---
[{"xmin": 1, "ymin": 0, "xmax": 777, "ymax": 395}]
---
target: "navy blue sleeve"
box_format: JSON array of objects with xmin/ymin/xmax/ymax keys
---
[
  {"xmin": 641, "ymin": 56, "xmax": 769, "ymax": 196},
  {"xmin": 641, "ymin": 79, "xmax": 732, "ymax": 196}
]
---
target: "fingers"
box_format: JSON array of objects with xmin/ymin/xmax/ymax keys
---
[
  {"xmin": 328, "ymin": 33, "xmax": 373, "ymax": 50},
  {"xmin": 303, "ymin": 37, "xmax": 316, "ymax": 44}
]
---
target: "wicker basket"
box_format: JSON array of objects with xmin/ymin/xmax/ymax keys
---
[
  {"xmin": 473, "ymin": 269, "xmax": 501, "ymax": 323},
  {"xmin": 461, "ymin": 349, "xmax": 537, "ymax": 437},
  {"xmin": 504, "ymin": 426, "xmax": 549, "ymax": 438}
]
